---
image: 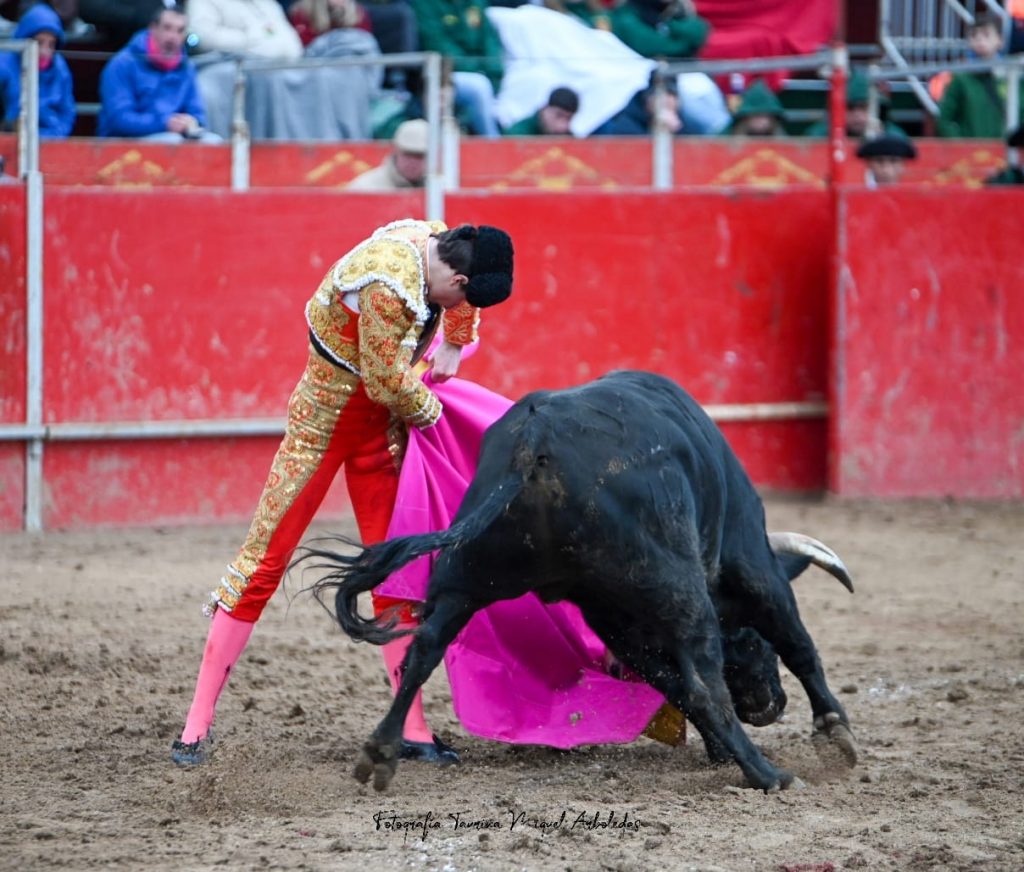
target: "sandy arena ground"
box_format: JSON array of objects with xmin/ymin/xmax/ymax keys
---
[{"xmin": 1, "ymin": 496, "xmax": 1023, "ymax": 871}]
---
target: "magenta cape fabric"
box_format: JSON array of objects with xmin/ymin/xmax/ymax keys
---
[{"xmin": 376, "ymin": 371, "xmax": 665, "ymax": 748}]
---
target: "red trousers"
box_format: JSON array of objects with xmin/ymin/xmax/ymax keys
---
[{"xmin": 219, "ymin": 349, "xmax": 408, "ymax": 622}]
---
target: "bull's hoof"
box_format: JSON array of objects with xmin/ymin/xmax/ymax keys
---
[
  {"xmin": 812, "ymin": 712, "xmax": 859, "ymax": 768},
  {"xmin": 765, "ymin": 770, "xmax": 805, "ymax": 793},
  {"xmin": 353, "ymin": 741, "xmax": 399, "ymax": 791}
]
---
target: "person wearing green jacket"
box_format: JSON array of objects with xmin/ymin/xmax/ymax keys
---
[
  {"xmin": 610, "ymin": 0, "xmax": 710, "ymax": 60},
  {"xmin": 503, "ymin": 86, "xmax": 579, "ymax": 136},
  {"xmin": 804, "ymin": 71, "xmax": 907, "ymax": 139},
  {"xmin": 543, "ymin": 0, "xmax": 613, "ymax": 32},
  {"xmin": 727, "ymin": 79, "xmax": 787, "ymax": 137},
  {"xmin": 407, "ymin": 0, "xmax": 504, "ymax": 135},
  {"xmin": 938, "ymin": 14, "xmax": 1022, "ymax": 139}
]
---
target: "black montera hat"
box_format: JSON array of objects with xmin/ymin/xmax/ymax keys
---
[
  {"xmin": 856, "ymin": 135, "xmax": 918, "ymax": 160},
  {"xmin": 466, "ymin": 226, "xmax": 514, "ymax": 308},
  {"xmin": 1008, "ymin": 125, "xmax": 1024, "ymax": 148}
]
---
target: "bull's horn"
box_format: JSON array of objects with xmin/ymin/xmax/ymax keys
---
[{"xmin": 768, "ymin": 532, "xmax": 854, "ymax": 593}]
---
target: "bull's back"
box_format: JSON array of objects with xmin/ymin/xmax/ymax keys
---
[{"xmin": 464, "ymin": 371, "xmax": 745, "ymax": 563}]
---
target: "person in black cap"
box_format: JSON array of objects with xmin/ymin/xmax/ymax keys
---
[
  {"xmin": 503, "ymin": 85, "xmax": 580, "ymax": 136},
  {"xmin": 985, "ymin": 125, "xmax": 1024, "ymax": 186},
  {"xmin": 856, "ymin": 134, "xmax": 918, "ymax": 187},
  {"xmin": 171, "ymin": 218, "xmax": 513, "ymax": 769}
]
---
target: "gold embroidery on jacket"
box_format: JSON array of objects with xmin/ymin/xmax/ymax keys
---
[{"xmin": 207, "ymin": 349, "xmax": 358, "ymax": 613}]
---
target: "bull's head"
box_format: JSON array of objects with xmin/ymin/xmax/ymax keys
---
[
  {"xmin": 723, "ymin": 533, "xmax": 854, "ymax": 728},
  {"xmin": 722, "ymin": 627, "xmax": 787, "ymax": 726}
]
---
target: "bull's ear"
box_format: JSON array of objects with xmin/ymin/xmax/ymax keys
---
[{"xmin": 767, "ymin": 532, "xmax": 854, "ymax": 592}]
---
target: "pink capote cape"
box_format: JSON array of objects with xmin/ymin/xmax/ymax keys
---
[{"xmin": 376, "ymin": 364, "xmax": 665, "ymax": 748}]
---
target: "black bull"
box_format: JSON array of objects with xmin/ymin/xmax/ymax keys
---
[{"xmin": 302, "ymin": 370, "xmax": 858, "ymax": 791}]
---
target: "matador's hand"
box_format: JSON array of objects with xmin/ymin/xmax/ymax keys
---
[{"xmin": 429, "ymin": 340, "xmax": 463, "ymax": 382}]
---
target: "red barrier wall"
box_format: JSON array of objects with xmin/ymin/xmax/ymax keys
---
[
  {"xmin": 0, "ymin": 186, "xmax": 831, "ymax": 529},
  {"xmin": 0, "ymin": 186, "xmax": 26, "ymax": 529},
  {"xmin": 831, "ymin": 187, "xmax": 1024, "ymax": 498},
  {"xmin": 0, "ymin": 135, "xmax": 1010, "ymax": 190}
]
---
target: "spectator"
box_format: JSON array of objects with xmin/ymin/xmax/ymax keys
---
[
  {"xmin": 78, "ymin": 0, "xmax": 165, "ymax": 49},
  {"xmin": 610, "ymin": 0, "xmax": 709, "ymax": 60},
  {"xmin": 407, "ymin": 0, "xmax": 503, "ymax": 136},
  {"xmin": 96, "ymin": 3, "xmax": 220, "ymax": 142},
  {"xmin": 189, "ymin": 0, "xmax": 303, "ymax": 59},
  {"xmin": 593, "ymin": 73, "xmax": 682, "ymax": 135},
  {"xmin": 727, "ymin": 79, "xmax": 786, "ymax": 137},
  {"xmin": 292, "ymin": 0, "xmax": 419, "ymax": 92},
  {"xmin": 503, "ymin": 85, "xmax": 578, "ymax": 135},
  {"xmin": 856, "ymin": 134, "xmax": 917, "ymax": 188},
  {"xmin": 985, "ymin": 124, "xmax": 1024, "ymax": 185},
  {"xmin": 2, "ymin": 1, "xmax": 80, "ymax": 30},
  {"xmin": 805, "ymin": 71, "xmax": 907, "ymax": 139},
  {"xmin": 288, "ymin": 0, "xmax": 372, "ymax": 46},
  {"xmin": 347, "ymin": 116, "xmax": 427, "ymax": 188},
  {"xmin": 190, "ymin": 0, "xmax": 378, "ymax": 141},
  {"xmin": 543, "ymin": 0, "xmax": 612, "ymax": 32},
  {"xmin": 0, "ymin": 2, "xmax": 75, "ymax": 138},
  {"xmin": 938, "ymin": 13, "xmax": 1024, "ymax": 139}
]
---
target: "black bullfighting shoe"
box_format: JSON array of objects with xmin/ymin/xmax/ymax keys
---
[
  {"xmin": 170, "ymin": 731, "xmax": 215, "ymax": 767},
  {"xmin": 399, "ymin": 735, "xmax": 460, "ymax": 765}
]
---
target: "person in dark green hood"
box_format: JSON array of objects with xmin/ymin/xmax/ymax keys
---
[
  {"xmin": 727, "ymin": 79, "xmax": 786, "ymax": 137},
  {"xmin": 805, "ymin": 71, "xmax": 907, "ymax": 139}
]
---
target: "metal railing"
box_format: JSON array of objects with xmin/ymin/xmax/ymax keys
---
[
  {"xmin": 37, "ymin": 41, "xmax": 1024, "ymax": 529},
  {"xmin": 221, "ymin": 51, "xmax": 448, "ymax": 218},
  {"xmin": 0, "ymin": 39, "xmax": 45, "ymax": 530},
  {"xmin": 866, "ymin": 54, "xmax": 1023, "ymax": 131},
  {"xmin": 879, "ymin": 0, "xmax": 1011, "ymax": 113}
]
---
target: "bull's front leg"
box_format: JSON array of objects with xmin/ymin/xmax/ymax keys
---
[
  {"xmin": 748, "ymin": 588, "xmax": 858, "ymax": 769},
  {"xmin": 354, "ymin": 595, "xmax": 478, "ymax": 791},
  {"xmin": 665, "ymin": 646, "xmax": 800, "ymax": 792},
  {"xmin": 586, "ymin": 605, "xmax": 797, "ymax": 792}
]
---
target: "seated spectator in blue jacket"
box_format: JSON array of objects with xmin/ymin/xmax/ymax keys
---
[
  {"xmin": 97, "ymin": 3, "xmax": 220, "ymax": 142},
  {"xmin": 0, "ymin": 3, "xmax": 76, "ymax": 138}
]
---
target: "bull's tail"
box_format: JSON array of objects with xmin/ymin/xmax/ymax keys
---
[{"xmin": 296, "ymin": 471, "xmax": 524, "ymax": 645}]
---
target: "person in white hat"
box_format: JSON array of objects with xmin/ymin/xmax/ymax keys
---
[{"xmin": 348, "ymin": 118, "xmax": 429, "ymax": 190}]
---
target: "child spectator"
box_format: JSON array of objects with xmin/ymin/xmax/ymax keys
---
[
  {"xmin": 938, "ymin": 13, "xmax": 1024, "ymax": 138},
  {"xmin": 97, "ymin": 3, "xmax": 219, "ymax": 142},
  {"xmin": 0, "ymin": 2, "xmax": 75, "ymax": 137}
]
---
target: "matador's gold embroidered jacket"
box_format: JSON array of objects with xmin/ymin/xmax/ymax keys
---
[{"xmin": 304, "ymin": 219, "xmax": 480, "ymax": 428}]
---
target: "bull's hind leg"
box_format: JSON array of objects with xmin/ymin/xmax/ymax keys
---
[
  {"xmin": 583, "ymin": 599, "xmax": 796, "ymax": 792},
  {"xmin": 725, "ymin": 564, "xmax": 858, "ymax": 768},
  {"xmin": 354, "ymin": 594, "xmax": 478, "ymax": 791}
]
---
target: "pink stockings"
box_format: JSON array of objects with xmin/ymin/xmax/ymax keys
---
[
  {"xmin": 179, "ymin": 607, "xmax": 254, "ymax": 744},
  {"xmin": 179, "ymin": 608, "xmax": 434, "ymax": 745}
]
